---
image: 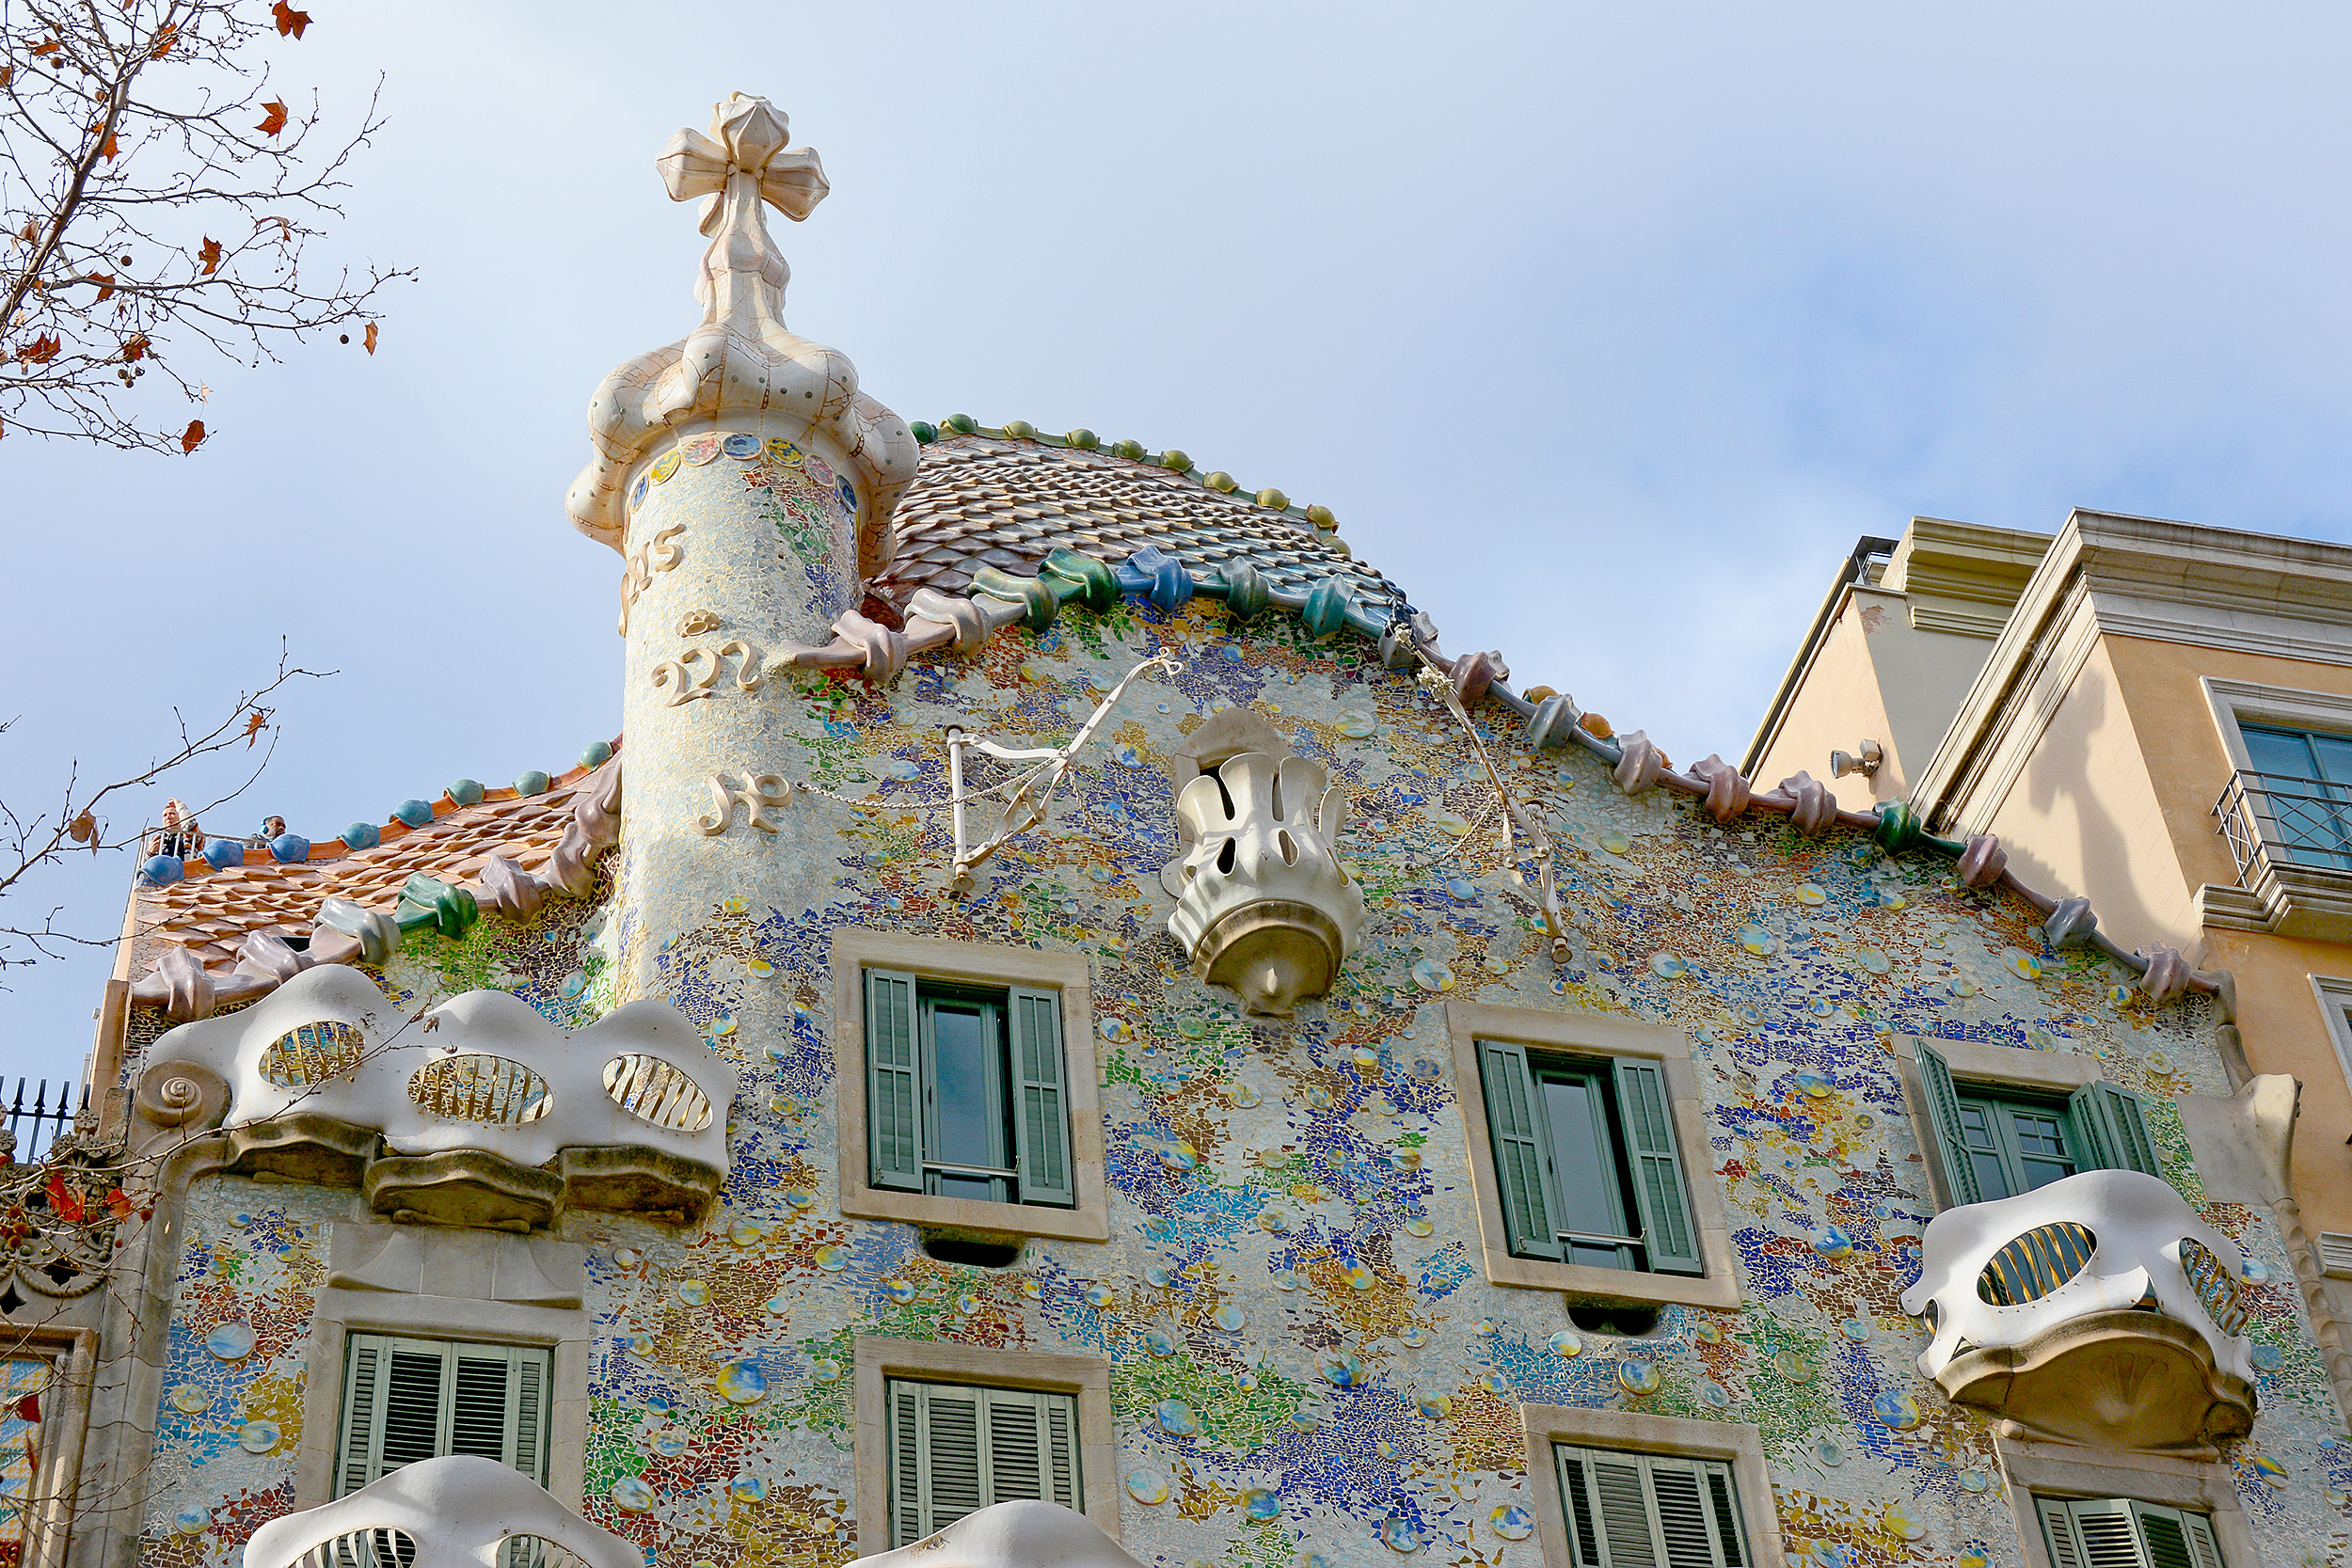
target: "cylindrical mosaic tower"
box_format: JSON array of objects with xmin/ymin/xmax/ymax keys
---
[{"xmin": 564, "ymin": 92, "xmax": 916, "ymax": 1003}]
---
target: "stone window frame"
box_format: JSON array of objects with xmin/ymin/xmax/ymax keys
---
[
  {"xmin": 1445, "ymin": 1002, "xmax": 1740, "ymax": 1309},
  {"xmin": 292, "ymin": 1228, "xmax": 592, "ymax": 1510},
  {"xmin": 10, "ymin": 1326, "xmax": 91, "ymax": 1568},
  {"xmin": 1889, "ymin": 1033, "xmax": 2121, "ymax": 1212},
  {"xmin": 2201, "ymin": 675, "xmax": 2352, "ymax": 776},
  {"xmin": 1995, "ymin": 1434, "xmax": 2256, "ymax": 1568},
  {"xmin": 851, "ymin": 1335, "xmax": 1118, "ymax": 1556},
  {"xmin": 1519, "ymin": 1404, "xmax": 1788, "ymax": 1568},
  {"xmin": 2309, "ymin": 975, "xmax": 2352, "ymax": 1104},
  {"xmin": 832, "ymin": 930, "xmax": 1108, "ymax": 1243}
]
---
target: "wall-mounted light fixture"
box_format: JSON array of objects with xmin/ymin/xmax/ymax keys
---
[{"xmin": 1830, "ymin": 738, "xmax": 1883, "ymax": 780}]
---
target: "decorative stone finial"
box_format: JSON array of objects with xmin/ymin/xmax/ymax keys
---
[{"xmin": 565, "ymin": 92, "xmax": 917, "ymax": 575}]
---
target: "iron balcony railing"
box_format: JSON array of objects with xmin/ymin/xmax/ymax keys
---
[
  {"xmin": 2214, "ymin": 768, "xmax": 2352, "ymax": 881},
  {"xmin": 0, "ymin": 1081, "xmax": 87, "ymax": 1163}
]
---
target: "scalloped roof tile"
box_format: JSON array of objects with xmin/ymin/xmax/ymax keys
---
[{"xmin": 873, "ymin": 434, "xmax": 1399, "ymax": 614}]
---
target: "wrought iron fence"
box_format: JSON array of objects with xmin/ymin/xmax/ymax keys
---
[
  {"xmin": 0, "ymin": 1082, "xmax": 86, "ymax": 1164},
  {"xmin": 2214, "ymin": 769, "xmax": 2352, "ymax": 880}
]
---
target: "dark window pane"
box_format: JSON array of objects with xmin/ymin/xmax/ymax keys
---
[
  {"xmin": 2308, "ymin": 732, "xmax": 2352, "ymax": 786},
  {"xmin": 2010, "ymin": 1110, "xmax": 2069, "ymax": 1160},
  {"xmin": 930, "ymin": 1004, "xmax": 999, "ymax": 1197},
  {"xmin": 1959, "ymin": 1101, "xmax": 1998, "ymax": 1153},
  {"xmin": 1969, "ymin": 1149, "xmax": 2014, "ymax": 1201},
  {"xmin": 1543, "ymin": 1076, "xmax": 1628, "ymax": 1251},
  {"xmin": 2010, "ymin": 1108, "xmax": 2074, "ymax": 1191},
  {"xmin": 2245, "ymin": 725, "xmax": 2319, "ymax": 778}
]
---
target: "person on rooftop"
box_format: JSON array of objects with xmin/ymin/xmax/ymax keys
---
[{"xmin": 147, "ymin": 800, "xmax": 204, "ymax": 860}]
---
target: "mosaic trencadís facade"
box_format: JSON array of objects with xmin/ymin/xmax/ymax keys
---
[{"xmin": 20, "ymin": 89, "xmax": 2344, "ymax": 1568}]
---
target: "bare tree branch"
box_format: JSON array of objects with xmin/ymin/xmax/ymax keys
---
[
  {"xmin": 0, "ymin": 642, "xmax": 331, "ymax": 975},
  {"xmin": 1, "ymin": 0, "xmax": 411, "ymax": 451}
]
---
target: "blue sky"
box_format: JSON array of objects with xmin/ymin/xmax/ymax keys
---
[{"xmin": 8, "ymin": 2, "xmax": 2352, "ymax": 1078}]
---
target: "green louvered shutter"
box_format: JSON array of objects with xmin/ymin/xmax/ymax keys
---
[
  {"xmin": 2071, "ymin": 1083, "xmax": 2162, "ymax": 1178},
  {"xmin": 2039, "ymin": 1497, "xmax": 2090, "ymax": 1568},
  {"xmin": 337, "ymin": 1338, "xmax": 548, "ymax": 1495},
  {"xmin": 1043, "ymin": 1391, "xmax": 1080, "ymax": 1511},
  {"xmin": 337, "ymin": 1337, "xmax": 386, "ymax": 1497},
  {"xmin": 890, "ymin": 1382, "xmax": 1080, "ymax": 1546},
  {"xmin": 866, "ymin": 969, "xmax": 922, "ymax": 1191},
  {"xmin": 1009, "ymin": 988, "xmax": 1074, "ymax": 1207},
  {"xmin": 1555, "ymin": 1446, "xmax": 1746, "ymax": 1568},
  {"xmin": 1914, "ymin": 1041, "xmax": 1981, "ymax": 1207},
  {"xmin": 2062, "ymin": 1498, "xmax": 2152, "ymax": 1568},
  {"xmin": 2167, "ymin": 1509, "xmax": 2223, "ymax": 1568},
  {"xmin": 2134, "ymin": 1506, "xmax": 2213, "ymax": 1568},
  {"xmin": 891, "ymin": 1382, "xmax": 924, "ymax": 1546},
  {"xmin": 1613, "ymin": 1057, "xmax": 1702, "ymax": 1275},
  {"xmin": 2041, "ymin": 1497, "xmax": 2222, "ymax": 1568},
  {"xmin": 1479, "ymin": 1040, "xmax": 1564, "ymax": 1260},
  {"xmin": 983, "ymin": 1388, "xmax": 1045, "ymax": 1504},
  {"xmin": 917, "ymin": 1384, "xmax": 984, "ymax": 1541}
]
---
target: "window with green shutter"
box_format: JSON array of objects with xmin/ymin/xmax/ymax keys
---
[
  {"xmin": 865, "ymin": 973, "xmax": 1073, "ymax": 1211},
  {"xmin": 1477, "ymin": 1041, "xmax": 1702, "ymax": 1275},
  {"xmin": 2037, "ymin": 1497, "xmax": 2224, "ymax": 1568},
  {"xmin": 1913, "ymin": 1042, "xmax": 2164, "ymax": 1208},
  {"xmin": 1555, "ymin": 1444, "xmax": 1749, "ymax": 1568},
  {"xmin": 336, "ymin": 1336, "xmax": 550, "ymax": 1497},
  {"xmin": 887, "ymin": 1379, "xmax": 1081, "ymax": 1546}
]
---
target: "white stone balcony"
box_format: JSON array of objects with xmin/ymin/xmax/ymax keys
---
[
  {"xmin": 849, "ymin": 1500, "xmax": 1141, "ymax": 1568},
  {"xmin": 245, "ymin": 1455, "xmax": 639, "ymax": 1568},
  {"xmin": 1900, "ymin": 1169, "xmax": 2256, "ymax": 1453},
  {"xmin": 131, "ymin": 965, "xmax": 737, "ymax": 1228}
]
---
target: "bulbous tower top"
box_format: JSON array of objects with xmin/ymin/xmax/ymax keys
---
[{"xmin": 564, "ymin": 92, "xmax": 917, "ymax": 580}]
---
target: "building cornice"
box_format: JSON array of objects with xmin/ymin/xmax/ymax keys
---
[{"xmin": 1913, "ymin": 510, "xmax": 2352, "ymax": 833}]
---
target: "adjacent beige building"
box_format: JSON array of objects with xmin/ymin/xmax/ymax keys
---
[{"xmin": 1751, "ymin": 507, "xmax": 2352, "ymax": 1386}]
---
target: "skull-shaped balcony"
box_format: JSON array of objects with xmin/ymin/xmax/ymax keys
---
[
  {"xmin": 246, "ymin": 1455, "xmax": 639, "ymax": 1568},
  {"xmin": 132, "ymin": 965, "xmax": 738, "ymax": 1230},
  {"xmin": 1899, "ymin": 1169, "xmax": 2256, "ymax": 1453}
]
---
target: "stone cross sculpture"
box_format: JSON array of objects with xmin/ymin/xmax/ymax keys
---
[{"xmin": 565, "ymin": 92, "xmax": 916, "ymax": 585}]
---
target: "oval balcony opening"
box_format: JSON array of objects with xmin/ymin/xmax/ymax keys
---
[
  {"xmin": 299, "ymin": 1528, "xmax": 416, "ymax": 1568},
  {"xmin": 260, "ymin": 1021, "xmax": 365, "ymax": 1086},
  {"xmin": 603, "ymin": 1054, "xmax": 713, "ymax": 1132},
  {"xmin": 1976, "ymin": 1221, "xmax": 2095, "ymax": 1306},
  {"xmin": 2179, "ymin": 1238, "xmax": 2250, "ymax": 1337},
  {"xmin": 497, "ymin": 1536, "xmax": 598, "ymax": 1568},
  {"xmin": 407, "ymin": 1054, "xmax": 553, "ymax": 1125}
]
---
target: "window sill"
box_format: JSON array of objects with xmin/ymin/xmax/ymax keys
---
[
  {"xmin": 1486, "ymin": 1252, "xmax": 1742, "ymax": 1309},
  {"xmin": 837, "ymin": 1181, "xmax": 1109, "ymax": 1243}
]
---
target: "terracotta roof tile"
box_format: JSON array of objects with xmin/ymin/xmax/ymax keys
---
[{"xmin": 127, "ymin": 757, "xmax": 614, "ymax": 990}]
